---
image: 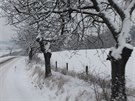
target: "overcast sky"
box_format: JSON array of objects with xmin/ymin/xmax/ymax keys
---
[{"xmin": 0, "ymin": 18, "xmax": 15, "ymax": 41}]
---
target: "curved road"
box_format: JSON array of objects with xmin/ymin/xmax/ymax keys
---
[{"xmin": 0, "ymin": 57, "xmax": 44, "ymax": 101}]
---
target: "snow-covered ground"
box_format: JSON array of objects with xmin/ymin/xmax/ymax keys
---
[
  {"xmin": 0, "ymin": 57, "xmax": 98, "ymax": 101},
  {"xmin": 27, "ymin": 63, "xmax": 97, "ymax": 101},
  {"xmin": 24, "ymin": 47, "xmax": 135, "ymax": 101},
  {"xmin": 0, "ymin": 57, "xmax": 45, "ymax": 101},
  {"xmin": 0, "ymin": 50, "xmax": 9, "ymax": 57},
  {"xmin": 0, "ymin": 41, "xmax": 21, "ymax": 57},
  {"xmin": 1, "ymin": 48, "xmax": 135, "ymax": 101},
  {"xmin": 39, "ymin": 48, "xmax": 135, "ymax": 88},
  {"xmin": 0, "ymin": 49, "xmax": 22, "ymax": 57},
  {"xmin": 51, "ymin": 49, "xmax": 110, "ymax": 74}
]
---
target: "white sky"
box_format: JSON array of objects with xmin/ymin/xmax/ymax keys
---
[{"xmin": 0, "ymin": 18, "xmax": 15, "ymax": 41}]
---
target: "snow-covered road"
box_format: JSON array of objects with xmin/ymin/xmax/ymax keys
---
[{"xmin": 0, "ymin": 57, "xmax": 44, "ymax": 101}]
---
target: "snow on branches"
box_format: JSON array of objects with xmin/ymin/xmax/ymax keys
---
[{"xmin": 106, "ymin": 0, "xmax": 135, "ymax": 60}]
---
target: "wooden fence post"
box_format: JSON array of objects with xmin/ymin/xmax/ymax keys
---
[
  {"xmin": 86, "ymin": 66, "xmax": 88, "ymax": 75},
  {"xmin": 55, "ymin": 61, "xmax": 57, "ymax": 71},
  {"xmin": 66, "ymin": 63, "xmax": 68, "ymax": 71}
]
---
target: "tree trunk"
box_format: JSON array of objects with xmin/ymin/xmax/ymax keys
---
[
  {"xmin": 111, "ymin": 47, "xmax": 133, "ymax": 101},
  {"xmin": 29, "ymin": 47, "xmax": 33, "ymax": 61},
  {"xmin": 38, "ymin": 40, "xmax": 52, "ymax": 78},
  {"xmin": 44, "ymin": 52, "xmax": 52, "ymax": 77}
]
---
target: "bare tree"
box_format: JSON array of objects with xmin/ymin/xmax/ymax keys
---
[
  {"xmin": 7, "ymin": 46, "xmax": 13, "ymax": 55},
  {"xmin": 13, "ymin": 25, "xmax": 39, "ymax": 61},
  {"xmin": 1, "ymin": 0, "xmax": 135, "ymax": 100},
  {"xmin": 0, "ymin": 0, "xmax": 61, "ymax": 77}
]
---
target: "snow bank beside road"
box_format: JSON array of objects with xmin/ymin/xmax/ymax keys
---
[
  {"xmin": 27, "ymin": 63, "xmax": 96, "ymax": 101},
  {"xmin": 0, "ymin": 57, "xmax": 45, "ymax": 101}
]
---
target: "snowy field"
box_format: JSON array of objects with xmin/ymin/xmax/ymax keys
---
[
  {"xmin": 51, "ymin": 49, "xmax": 110, "ymax": 74},
  {"xmin": 0, "ymin": 50, "xmax": 9, "ymax": 57},
  {"xmin": 0, "ymin": 49, "xmax": 22, "ymax": 57},
  {"xmin": 0, "ymin": 41, "xmax": 13, "ymax": 57},
  {"xmin": 39, "ymin": 48, "xmax": 135, "ymax": 88},
  {"xmin": 27, "ymin": 47, "xmax": 135, "ymax": 101}
]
